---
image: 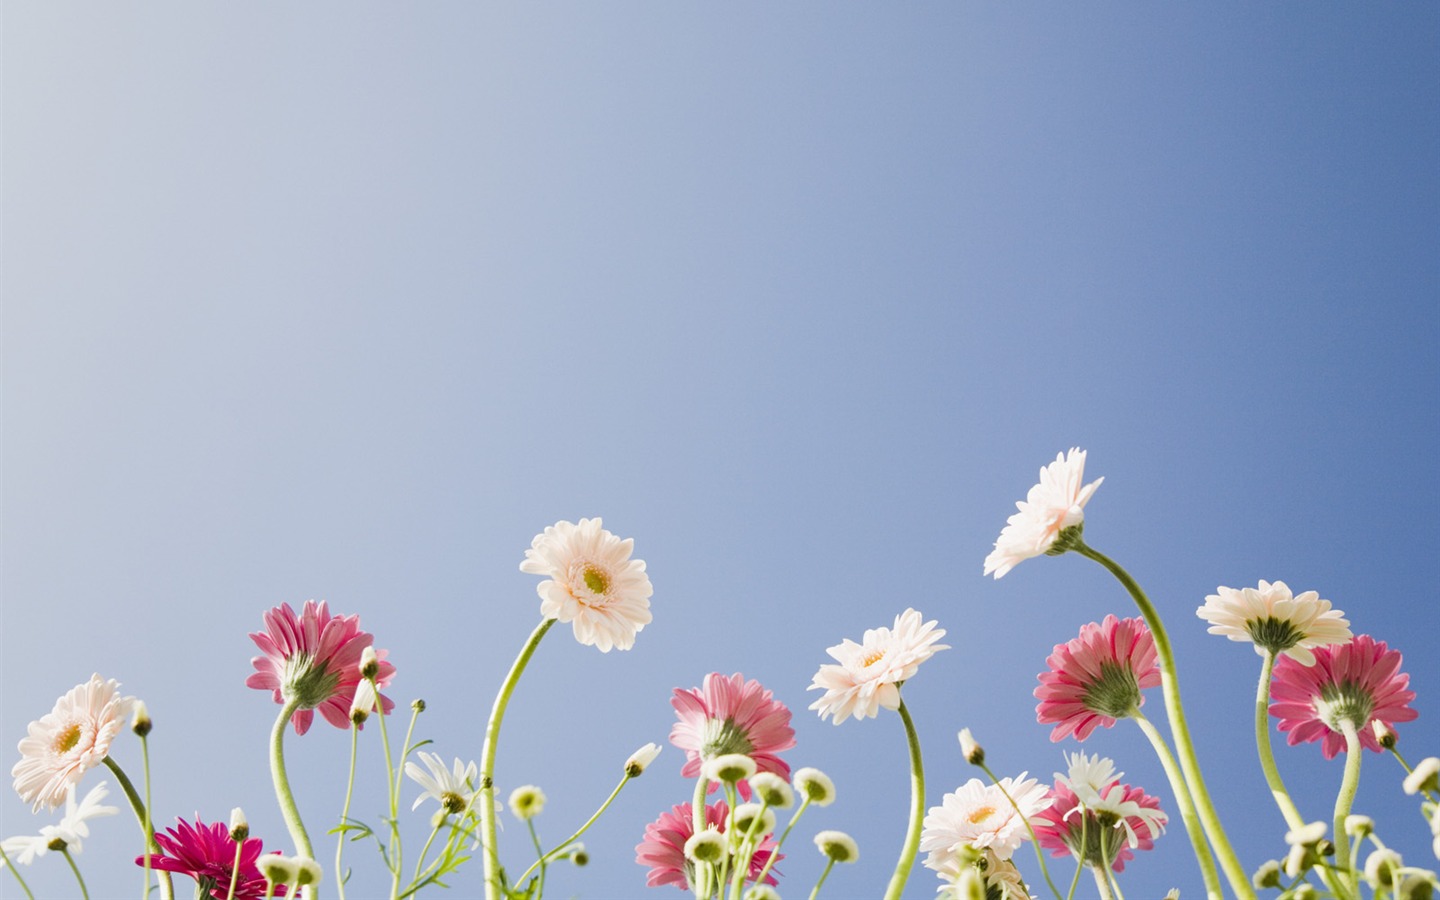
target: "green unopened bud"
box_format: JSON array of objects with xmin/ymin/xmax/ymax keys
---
[
  {"xmin": 1291, "ymin": 885, "xmax": 1319, "ymax": 900},
  {"xmin": 1404, "ymin": 757, "xmax": 1440, "ymax": 796},
  {"xmin": 957, "ymin": 728, "xmax": 984, "ymax": 766},
  {"xmin": 350, "ymin": 679, "xmax": 376, "ymax": 726},
  {"xmin": 292, "ymin": 856, "xmax": 322, "ymax": 886},
  {"xmin": 131, "ymin": 701, "xmax": 152, "ymax": 737},
  {"xmin": 411, "ymin": 698, "xmax": 426, "ymax": 713},
  {"xmin": 793, "ymin": 767, "xmax": 835, "ymax": 807},
  {"xmin": 1365, "ymin": 849, "xmax": 1404, "ymax": 888},
  {"xmin": 733, "ymin": 803, "xmax": 776, "ymax": 837},
  {"xmin": 703, "ymin": 753, "xmax": 756, "ymax": 784},
  {"xmin": 1374, "ymin": 720, "xmax": 1398, "ymax": 749},
  {"xmin": 813, "ymin": 830, "xmax": 858, "ymax": 863},
  {"xmin": 743, "ymin": 886, "xmax": 780, "ymax": 900},
  {"xmin": 570, "ymin": 844, "xmax": 589, "ymax": 867},
  {"xmin": 1344, "ymin": 815, "xmax": 1374, "ymax": 839},
  {"xmin": 359, "ymin": 645, "xmax": 380, "ymax": 680},
  {"xmin": 749, "ymin": 772, "xmax": 794, "ymax": 809},
  {"xmin": 1398, "ymin": 875, "xmax": 1436, "ymax": 900},
  {"xmin": 508, "ymin": 785, "xmax": 546, "ymax": 821},
  {"xmin": 1252, "ymin": 860, "xmax": 1283, "ymax": 889},
  {"xmin": 684, "ymin": 829, "xmax": 725, "ymax": 864},
  {"xmin": 625, "ymin": 742, "xmax": 661, "ymax": 778},
  {"xmin": 258, "ymin": 855, "xmax": 297, "ymax": 885},
  {"xmin": 229, "ymin": 807, "xmax": 249, "ymax": 842},
  {"xmin": 46, "ymin": 836, "xmax": 68, "ymax": 852}
]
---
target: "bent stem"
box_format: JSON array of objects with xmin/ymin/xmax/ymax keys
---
[
  {"xmin": 270, "ymin": 698, "xmax": 315, "ymax": 862},
  {"xmin": 1255, "ymin": 651, "xmax": 1305, "ymax": 830},
  {"xmin": 0, "ymin": 843, "xmax": 34, "ymax": 900},
  {"xmin": 101, "ymin": 755, "xmax": 174, "ymax": 900},
  {"xmin": 515, "ymin": 772, "xmax": 631, "ymax": 888},
  {"xmin": 480, "ymin": 617, "xmax": 556, "ymax": 900},
  {"xmin": 978, "ymin": 761, "xmax": 1063, "ymax": 900},
  {"xmin": 61, "ymin": 847, "xmax": 90, "ymax": 900},
  {"xmin": 1333, "ymin": 719, "xmax": 1364, "ymax": 895},
  {"xmin": 1130, "ymin": 710, "xmax": 1222, "ymax": 900},
  {"xmin": 809, "ymin": 858, "xmax": 837, "ymax": 900},
  {"xmin": 882, "ymin": 698, "xmax": 925, "ymax": 900},
  {"xmin": 1076, "ymin": 541, "xmax": 1253, "ymax": 900},
  {"xmin": 753, "ymin": 795, "xmax": 811, "ymax": 887}
]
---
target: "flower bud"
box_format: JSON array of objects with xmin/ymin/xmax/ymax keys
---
[
  {"xmin": 411, "ymin": 698, "xmax": 426, "ymax": 713},
  {"xmin": 1162, "ymin": 891, "xmax": 1180, "ymax": 900},
  {"xmin": 749, "ymin": 772, "xmax": 794, "ymax": 809},
  {"xmin": 46, "ymin": 835, "xmax": 68, "ymax": 852},
  {"xmin": 684, "ymin": 828, "xmax": 725, "ymax": 864},
  {"xmin": 1345, "ymin": 815, "xmax": 1374, "ymax": 839},
  {"xmin": 229, "ymin": 807, "xmax": 249, "ymax": 842},
  {"xmin": 625, "ymin": 742, "xmax": 661, "ymax": 778},
  {"xmin": 1374, "ymin": 719, "xmax": 1398, "ymax": 749},
  {"xmin": 1365, "ymin": 849, "xmax": 1404, "ymax": 888},
  {"xmin": 258, "ymin": 854, "xmax": 298, "ymax": 885},
  {"xmin": 958, "ymin": 728, "xmax": 984, "ymax": 766},
  {"xmin": 813, "ymin": 829, "xmax": 858, "ymax": 863},
  {"xmin": 703, "ymin": 753, "xmax": 756, "ymax": 784},
  {"xmin": 744, "ymin": 886, "xmax": 780, "ymax": 900},
  {"xmin": 508, "ymin": 785, "xmax": 546, "ymax": 821},
  {"xmin": 292, "ymin": 856, "xmax": 322, "ymax": 886},
  {"xmin": 1397, "ymin": 874, "xmax": 1436, "ymax": 900},
  {"xmin": 131, "ymin": 701, "xmax": 152, "ymax": 737},
  {"xmin": 1252, "ymin": 860, "xmax": 1282, "ymax": 889},
  {"xmin": 1404, "ymin": 757, "xmax": 1440, "ymax": 796},
  {"xmin": 1285, "ymin": 821, "xmax": 1326, "ymax": 847},
  {"xmin": 732, "ymin": 803, "xmax": 776, "ymax": 837},
  {"xmin": 1292, "ymin": 885, "xmax": 1319, "ymax": 900},
  {"xmin": 793, "ymin": 767, "xmax": 835, "ymax": 807},
  {"xmin": 350, "ymin": 679, "xmax": 376, "ymax": 726},
  {"xmin": 569, "ymin": 843, "xmax": 588, "ymax": 867},
  {"xmin": 359, "ymin": 646, "xmax": 380, "ymax": 680}
]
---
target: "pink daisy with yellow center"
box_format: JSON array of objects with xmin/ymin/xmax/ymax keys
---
[
  {"xmin": 1270, "ymin": 634, "xmax": 1417, "ymax": 759},
  {"xmin": 520, "ymin": 517, "xmax": 653, "ymax": 652},
  {"xmin": 670, "ymin": 673, "xmax": 796, "ymax": 798},
  {"xmin": 11, "ymin": 674, "xmax": 136, "ymax": 812},
  {"xmin": 1035, "ymin": 615, "xmax": 1160, "ymax": 742},
  {"xmin": 246, "ymin": 600, "xmax": 395, "ymax": 735},
  {"xmin": 808, "ymin": 609, "xmax": 949, "ymax": 725}
]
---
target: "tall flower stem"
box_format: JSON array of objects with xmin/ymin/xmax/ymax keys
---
[
  {"xmin": 371, "ymin": 679, "xmax": 402, "ymax": 899},
  {"xmin": 753, "ymin": 796, "xmax": 811, "ymax": 887},
  {"xmin": 978, "ymin": 761, "xmax": 1063, "ymax": 900},
  {"xmin": 1255, "ymin": 651, "xmax": 1305, "ymax": 830},
  {"xmin": 1333, "ymin": 720, "xmax": 1364, "ymax": 895},
  {"xmin": 1064, "ymin": 815, "xmax": 1086, "ymax": 900},
  {"xmin": 690, "ymin": 775, "xmax": 711, "ymax": 900},
  {"xmin": 809, "ymin": 858, "xmax": 837, "ymax": 900},
  {"xmin": 480, "ymin": 617, "xmax": 556, "ymax": 900},
  {"xmin": 0, "ymin": 844, "xmax": 35, "ymax": 900},
  {"xmin": 61, "ymin": 847, "xmax": 90, "ymax": 900},
  {"xmin": 882, "ymin": 699, "xmax": 925, "ymax": 900},
  {"xmin": 1130, "ymin": 710, "xmax": 1222, "ymax": 900},
  {"xmin": 102, "ymin": 755, "xmax": 174, "ymax": 900},
  {"xmin": 1089, "ymin": 865, "xmax": 1115, "ymax": 900},
  {"xmin": 270, "ymin": 697, "xmax": 316, "ymax": 862},
  {"xmin": 140, "ymin": 731, "xmax": 155, "ymax": 900},
  {"xmin": 335, "ymin": 724, "xmax": 361, "ymax": 900},
  {"xmin": 1076, "ymin": 541, "xmax": 1253, "ymax": 900},
  {"xmin": 226, "ymin": 839, "xmax": 244, "ymax": 900},
  {"xmin": 515, "ymin": 773, "xmax": 631, "ymax": 888}
]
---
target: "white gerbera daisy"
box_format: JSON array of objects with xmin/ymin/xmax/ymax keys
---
[
  {"xmin": 1056, "ymin": 751, "xmax": 1121, "ymax": 801},
  {"xmin": 405, "ymin": 751, "xmax": 479, "ymax": 815},
  {"xmin": 44, "ymin": 781, "xmax": 118, "ymax": 851},
  {"xmin": 520, "ymin": 518, "xmax": 653, "ymax": 652},
  {"xmin": 11, "ymin": 675, "xmax": 136, "ymax": 811},
  {"xmin": 1196, "ymin": 580, "xmax": 1351, "ymax": 665},
  {"xmin": 808, "ymin": 609, "xmax": 949, "ymax": 724},
  {"xmin": 921, "ymin": 773, "xmax": 1050, "ymax": 863},
  {"xmin": 984, "ymin": 448, "xmax": 1103, "ymax": 579}
]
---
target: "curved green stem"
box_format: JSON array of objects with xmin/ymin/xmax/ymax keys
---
[
  {"xmin": 270, "ymin": 697, "xmax": 315, "ymax": 862},
  {"xmin": 1255, "ymin": 651, "xmax": 1305, "ymax": 830},
  {"xmin": 882, "ymin": 699, "xmax": 925, "ymax": 900},
  {"xmin": 140, "ymin": 732, "xmax": 155, "ymax": 900},
  {"xmin": 729, "ymin": 796, "xmax": 772, "ymax": 899},
  {"xmin": 1076, "ymin": 541, "xmax": 1253, "ymax": 900},
  {"xmin": 1131, "ymin": 711, "xmax": 1222, "ymax": 900},
  {"xmin": 689, "ymin": 775, "xmax": 711, "ymax": 900},
  {"xmin": 978, "ymin": 761, "xmax": 1063, "ymax": 899},
  {"xmin": 335, "ymin": 724, "xmax": 360, "ymax": 900},
  {"xmin": 1064, "ymin": 815, "xmax": 1085, "ymax": 900},
  {"xmin": 809, "ymin": 858, "xmax": 837, "ymax": 900},
  {"xmin": 410, "ymin": 817, "xmax": 445, "ymax": 884},
  {"xmin": 1333, "ymin": 719, "xmax": 1364, "ymax": 895},
  {"xmin": 371, "ymin": 681, "xmax": 402, "ymax": 900},
  {"xmin": 0, "ymin": 843, "xmax": 36, "ymax": 900},
  {"xmin": 526, "ymin": 819, "xmax": 547, "ymax": 900},
  {"xmin": 102, "ymin": 756, "xmax": 174, "ymax": 900},
  {"xmin": 61, "ymin": 847, "xmax": 90, "ymax": 900},
  {"xmin": 479, "ymin": 617, "xmax": 556, "ymax": 900},
  {"xmin": 515, "ymin": 773, "xmax": 631, "ymax": 888},
  {"xmin": 753, "ymin": 796, "xmax": 810, "ymax": 888}
]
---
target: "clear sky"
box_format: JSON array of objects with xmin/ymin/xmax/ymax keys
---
[{"xmin": 3, "ymin": 4, "xmax": 1438, "ymax": 898}]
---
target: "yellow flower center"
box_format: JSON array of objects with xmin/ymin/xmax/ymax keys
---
[
  {"xmin": 53, "ymin": 723, "xmax": 83, "ymax": 755},
  {"xmin": 582, "ymin": 564, "xmax": 610, "ymax": 595},
  {"xmin": 967, "ymin": 805, "xmax": 997, "ymax": 824},
  {"xmin": 861, "ymin": 649, "xmax": 886, "ymax": 668}
]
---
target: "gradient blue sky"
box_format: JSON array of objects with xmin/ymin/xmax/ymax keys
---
[{"xmin": 4, "ymin": 4, "xmax": 1438, "ymax": 898}]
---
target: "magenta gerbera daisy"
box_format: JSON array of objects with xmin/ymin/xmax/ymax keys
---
[
  {"xmin": 635, "ymin": 801, "xmax": 781, "ymax": 891},
  {"xmin": 137, "ymin": 816, "xmax": 287, "ymax": 900},
  {"xmin": 246, "ymin": 600, "xmax": 396, "ymax": 735},
  {"xmin": 670, "ymin": 673, "xmax": 795, "ymax": 798},
  {"xmin": 1035, "ymin": 615, "xmax": 1161, "ymax": 742},
  {"xmin": 1269, "ymin": 634, "xmax": 1418, "ymax": 760}
]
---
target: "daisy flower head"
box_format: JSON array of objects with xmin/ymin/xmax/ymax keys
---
[
  {"xmin": 0, "ymin": 781, "xmax": 118, "ymax": 867},
  {"xmin": 984, "ymin": 448, "xmax": 1103, "ymax": 579},
  {"xmin": 634, "ymin": 801, "xmax": 780, "ymax": 891},
  {"xmin": 520, "ymin": 517, "xmax": 653, "ymax": 652},
  {"xmin": 921, "ymin": 773, "xmax": 1051, "ymax": 864},
  {"xmin": 1270, "ymin": 634, "xmax": 1418, "ymax": 759},
  {"xmin": 930, "ymin": 847, "xmax": 1033, "ymax": 900},
  {"xmin": 1035, "ymin": 615, "xmax": 1160, "ymax": 742},
  {"xmin": 138, "ymin": 816, "xmax": 287, "ymax": 900},
  {"xmin": 1197, "ymin": 580, "xmax": 1352, "ymax": 665},
  {"xmin": 808, "ymin": 608, "xmax": 950, "ymax": 725},
  {"xmin": 405, "ymin": 751, "xmax": 479, "ymax": 815},
  {"xmin": 12, "ymin": 674, "xmax": 136, "ymax": 811},
  {"xmin": 246, "ymin": 600, "xmax": 396, "ymax": 736},
  {"xmin": 671, "ymin": 672, "xmax": 795, "ymax": 796},
  {"xmin": 1033, "ymin": 774, "xmax": 1166, "ymax": 873}
]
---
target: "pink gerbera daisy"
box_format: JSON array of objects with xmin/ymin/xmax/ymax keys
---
[
  {"xmin": 1270, "ymin": 634, "xmax": 1418, "ymax": 760},
  {"xmin": 1035, "ymin": 615, "xmax": 1160, "ymax": 742},
  {"xmin": 246, "ymin": 600, "xmax": 396, "ymax": 735},
  {"xmin": 670, "ymin": 673, "xmax": 795, "ymax": 798},
  {"xmin": 808, "ymin": 609, "xmax": 949, "ymax": 725},
  {"xmin": 12, "ymin": 674, "xmax": 136, "ymax": 811},
  {"xmin": 137, "ymin": 816, "xmax": 287, "ymax": 900},
  {"xmin": 635, "ymin": 801, "xmax": 781, "ymax": 891}
]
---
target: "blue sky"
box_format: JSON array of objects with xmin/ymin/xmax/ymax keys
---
[{"xmin": 4, "ymin": 4, "xmax": 1438, "ymax": 898}]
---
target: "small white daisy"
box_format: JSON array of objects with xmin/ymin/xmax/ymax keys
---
[{"xmin": 405, "ymin": 751, "xmax": 479, "ymax": 815}]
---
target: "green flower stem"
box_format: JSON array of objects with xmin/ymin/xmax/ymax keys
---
[
  {"xmin": 729, "ymin": 797, "xmax": 772, "ymax": 899},
  {"xmin": 269, "ymin": 697, "xmax": 316, "ymax": 863},
  {"xmin": 1255, "ymin": 651, "xmax": 1306, "ymax": 830},
  {"xmin": 1064, "ymin": 814, "xmax": 1085, "ymax": 900},
  {"xmin": 978, "ymin": 761, "xmax": 1063, "ymax": 900},
  {"xmin": 102, "ymin": 755, "xmax": 174, "ymax": 900},
  {"xmin": 410, "ymin": 816, "xmax": 446, "ymax": 883},
  {"xmin": 753, "ymin": 796, "xmax": 811, "ymax": 887},
  {"xmin": 1130, "ymin": 710, "xmax": 1222, "ymax": 900},
  {"xmin": 809, "ymin": 858, "xmax": 837, "ymax": 900},
  {"xmin": 140, "ymin": 731, "xmax": 155, "ymax": 900},
  {"xmin": 1076, "ymin": 541, "xmax": 1253, "ymax": 900},
  {"xmin": 517, "ymin": 772, "xmax": 631, "ymax": 888},
  {"xmin": 0, "ymin": 843, "xmax": 36, "ymax": 900},
  {"xmin": 1333, "ymin": 719, "xmax": 1364, "ymax": 895},
  {"xmin": 690, "ymin": 774, "xmax": 711, "ymax": 900},
  {"xmin": 526, "ymin": 819, "xmax": 547, "ymax": 900},
  {"xmin": 1098, "ymin": 836, "xmax": 1125, "ymax": 900},
  {"xmin": 226, "ymin": 838, "xmax": 244, "ymax": 900},
  {"xmin": 393, "ymin": 703, "xmax": 424, "ymax": 812},
  {"xmin": 479, "ymin": 617, "xmax": 556, "ymax": 900},
  {"xmin": 1089, "ymin": 864, "xmax": 1115, "ymax": 900},
  {"xmin": 716, "ymin": 782, "xmax": 738, "ymax": 895},
  {"xmin": 335, "ymin": 723, "xmax": 361, "ymax": 900},
  {"xmin": 371, "ymin": 681, "xmax": 402, "ymax": 900},
  {"xmin": 1388, "ymin": 748, "xmax": 1440, "ymax": 802},
  {"xmin": 882, "ymin": 698, "xmax": 925, "ymax": 900},
  {"xmin": 61, "ymin": 846, "xmax": 90, "ymax": 900}
]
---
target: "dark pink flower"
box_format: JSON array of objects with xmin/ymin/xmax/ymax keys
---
[
  {"xmin": 246, "ymin": 600, "xmax": 396, "ymax": 735},
  {"xmin": 1033, "ymin": 780, "xmax": 1164, "ymax": 873},
  {"xmin": 136, "ymin": 816, "xmax": 286, "ymax": 900},
  {"xmin": 1270, "ymin": 634, "xmax": 1417, "ymax": 759},
  {"xmin": 670, "ymin": 673, "xmax": 795, "ymax": 799},
  {"xmin": 1035, "ymin": 615, "xmax": 1161, "ymax": 741},
  {"xmin": 635, "ymin": 801, "xmax": 780, "ymax": 891}
]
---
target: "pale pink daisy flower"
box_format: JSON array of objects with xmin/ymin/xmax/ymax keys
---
[
  {"xmin": 921, "ymin": 774, "xmax": 1050, "ymax": 864},
  {"xmin": 12, "ymin": 674, "xmax": 136, "ymax": 811},
  {"xmin": 1270, "ymin": 634, "xmax": 1417, "ymax": 760},
  {"xmin": 520, "ymin": 517, "xmax": 653, "ymax": 652},
  {"xmin": 671, "ymin": 673, "xmax": 795, "ymax": 798},
  {"xmin": 1034, "ymin": 777, "xmax": 1165, "ymax": 872},
  {"xmin": 634, "ymin": 801, "xmax": 780, "ymax": 891},
  {"xmin": 808, "ymin": 609, "xmax": 949, "ymax": 725},
  {"xmin": 1197, "ymin": 580, "xmax": 1352, "ymax": 665},
  {"xmin": 1035, "ymin": 615, "xmax": 1160, "ymax": 742},
  {"xmin": 246, "ymin": 600, "xmax": 396, "ymax": 735},
  {"xmin": 984, "ymin": 448, "xmax": 1104, "ymax": 579}
]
